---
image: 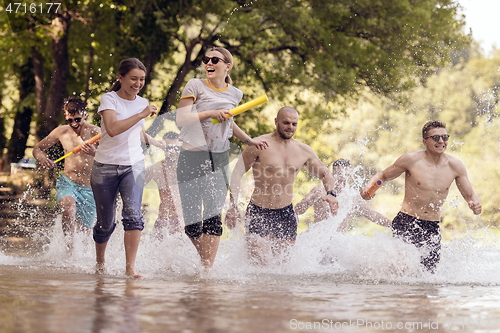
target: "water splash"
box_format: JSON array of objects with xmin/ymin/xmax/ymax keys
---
[
  {"xmin": 220, "ymin": 0, "xmax": 259, "ymax": 34},
  {"xmin": 2, "ymin": 183, "xmax": 500, "ymax": 286}
]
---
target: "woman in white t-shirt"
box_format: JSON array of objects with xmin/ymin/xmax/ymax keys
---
[
  {"xmin": 91, "ymin": 58, "xmax": 163, "ymax": 278},
  {"xmin": 176, "ymin": 47, "xmax": 268, "ymax": 270}
]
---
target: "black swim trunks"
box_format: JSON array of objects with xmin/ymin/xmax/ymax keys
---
[
  {"xmin": 391, "ymin": 212, "xmax": 441, "ymax": 273},
  {"xmin": 184, "ymin": 215, "xmax": 223, "ymax": 239},
  {"xmin": 245, "ymin": 202, "xmax": 298, "ymax": 240}
]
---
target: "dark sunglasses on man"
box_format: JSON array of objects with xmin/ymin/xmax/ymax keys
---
[
  {"xmin": 202, "ymin": 56, "xmax": 228, "ymax": 65},
  {"xmin": 424, "ymin": 134, "xmax": 450, "ymax": 142},
  {"xmin": 65, "ymin": 117, "xmax": 82, "ymax": 124}
]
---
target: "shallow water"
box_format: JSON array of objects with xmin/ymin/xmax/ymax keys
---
[
  {"xmin": 3, "ymin": 263, "xmax": 500, "ymax": 333},
  {"xmin": 3, "ymin": 208, "xmax": 500, "ymax": 333}
]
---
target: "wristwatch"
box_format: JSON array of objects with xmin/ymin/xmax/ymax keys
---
[{"xmin": 326, "ymin": 190, "xmax": 337, "ymax": 197}]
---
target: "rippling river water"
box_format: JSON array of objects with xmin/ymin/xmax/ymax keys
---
[{"xmin": 2, "ymin": 213, "xmax": 500, "ymax": 333}]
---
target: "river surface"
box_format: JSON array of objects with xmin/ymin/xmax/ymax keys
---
[{"xmin": 2, "ymin": 212, "xmax": 500, "ymax": 333}]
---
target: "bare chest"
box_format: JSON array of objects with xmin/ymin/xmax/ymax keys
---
[
  {"xmin": 254, "ymin": 149, "xmax": 305, "ymax": 180},
  {"xmin": 406, "ymin": 164, "xmax": 456, "ymax": 193}
]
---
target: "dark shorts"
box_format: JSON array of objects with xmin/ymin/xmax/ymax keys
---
[
  {"xmin": 177, "ymin": 149, "xmax": 229, "ymax": 230},
  {"xmin": 245, "ymin": 202, "xmax": 298, "ymax": 241},
  {"xmin": 184, "ymin": 215, "xmax": 223, "ymax": 239},
  {"xmin": 391, "ymin": 212, "xmax": 441, "ymax": 272}
]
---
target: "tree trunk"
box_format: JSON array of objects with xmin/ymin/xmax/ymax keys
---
[
  {"xmin": 146, "ymin": 38, "xmax": 207, "ymax": 137},
  {"xmin": 6, "ymin": 107, "xmax": 34, "ymax": 172},
  {"xmin": 83, "ymin": 44, "xmax": 94, "ymax": 105},
  {"xmin": 5, "ymin": 61, "xmax": 35, "ymax": 172},
  {"xmin": 36, "ymin": 11, "xmax": 72, "ymax": 140},
  {"xmin": 0, "ymin": 117, "xmax": 6, "ymax": 172},
  {"xmin": 32, "ymin": 46, "xmax": 46, "ymax": 143}
]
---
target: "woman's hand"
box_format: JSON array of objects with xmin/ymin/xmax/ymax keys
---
[
  {"xmin": 140, "ymin": 105, "xmax": 157, "ymax": 118},
  {"xmin": 247, "ymin": 138, "xmax": 269, "ymax": 150},
  {"xmin": 210, "ymin": 110, "xmax": 233, "ymax": 123}
]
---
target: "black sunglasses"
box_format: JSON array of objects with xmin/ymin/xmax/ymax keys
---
[
  {"xmin": 202, "ymin": 56, "xmax": 228, "ymax": 65},
  {"xmin": 66, "ymin": 117, "xmax": 82, "ymax": 124},
  {"xmin": 424, "ymin": 134, "xmax": 450, "ymax": 142}
]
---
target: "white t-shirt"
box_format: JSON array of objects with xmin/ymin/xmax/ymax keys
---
[
  {"xmin": 178, "ymin": 79, "xmax": 243, "ymax": 152},
  {"xmin": 95, "ymin": 91, "xmax": 148, "ymax": 165}
]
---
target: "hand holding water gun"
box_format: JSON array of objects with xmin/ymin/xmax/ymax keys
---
[
  {"xmin": 53, "ymin": 133, "xmax": 102, "ymax": 163},
  {"xmin": 361, "ymin": 179, "xmax": 383, "ymax": 200},
  {"xmin": 211, "ymin": 95, "xmax": 268, "ymax": 124}
]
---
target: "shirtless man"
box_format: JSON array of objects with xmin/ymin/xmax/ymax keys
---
[
  {"xmin": 145, "ymin": 131, "xmax": 183, "ymax": 239},
  {"xmin": 226, "ymin": 106, "xmax": 339, "ymax": 265},
  {"xmin": 295, "ymin": 159, "xmax": 391, "ymax": 231},
  {"xmin": 33, "ymin": 97, "xmax": 101, "ymax": 249},
  {"xmin": 360, "ymin": 120, "xmax": 481, "ymax": 272}
]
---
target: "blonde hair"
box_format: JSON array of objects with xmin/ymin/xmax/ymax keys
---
[{"xmin": 209, "ymin": 47, "xmax": 233, "ymax": 85}]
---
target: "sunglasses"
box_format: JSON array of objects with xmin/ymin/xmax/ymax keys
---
[
  {"xmin": 165, "ymin": 145, "xmax": 180, "ymax": 152},
  {"xmin": 202, "ymin": 56, "xmax": 228, "ymax": 65},
  {"xmin": 65, "ymin": 117, "xmax": 82, "ymax": 124},
  {"xmin": 424, "ymin": 134, "xmax": 450, "ymax": 142}
]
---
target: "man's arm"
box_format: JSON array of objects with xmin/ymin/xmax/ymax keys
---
[
  {"xmin": 453, "ymin": 159, "xmax": 482, "ymax": 215},
  {"xmin": 226, "ymin": 146, "xmax": 258, "ymax": 229},
  {"xmin": 304, "ymin": 148, "xmax": 338, "ymax": 215},
  {"xmin": 294, "ymin": 185, "xmax": 323, "ymax": 216},
  {"xmin": 33, "ymin": 128, "xmax": 62, "ymax": 169},
  {"xmin": 141, "ymin": 131, "xmax": 166, "ymax": 149},
  {"xmin": 355, "ymin": 196, "xmax": 392, "ymax": 227},
  {"xmin": 360, "ymin": 153, "xmax": 411, "ymax": 200}
]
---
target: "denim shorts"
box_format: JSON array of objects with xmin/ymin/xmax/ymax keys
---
[{"xmin": 91, "ymin": 161, "xmax": 145, "ymax": 243}]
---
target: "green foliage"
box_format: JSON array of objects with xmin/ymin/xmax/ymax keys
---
[
  {"xmin": 306, "ymin": 50, "xmax": 500, "ymax": 231},
  {"xmin": 0, "ymin": 0, "xmax": 486, "ymax": 232}
]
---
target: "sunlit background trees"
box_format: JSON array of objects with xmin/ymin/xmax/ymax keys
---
[{"xmin": 1, "ymin": 0, "xmax": 497, "ymax": 232}]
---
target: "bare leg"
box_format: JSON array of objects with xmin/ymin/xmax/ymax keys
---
[
  {"xmin": 271, "ymin": 239, "xmax": 295, "ymax": 264},
  {"xmin": 246, "ymin": 234, "xmax": 272, "ymax": 266},
  {"xmin": 152, "ymin": 218, "xmax": 166, "ymax": 241},
  {"xmin": 190, "ymin": 234, "xmax": 220, "ymax": 269},
  {"xmin": 95, "ymin": 241, "xmax": 108, "ymax": 274},
  {"xmin": 59, "ymin": 196, "xmax": 76, "ymax": 251},
  {"xmin": 124, "ymin": 230, "xmax": 143, "ymax": 278}
]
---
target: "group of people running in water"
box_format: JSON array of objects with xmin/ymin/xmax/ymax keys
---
[{"xmin": 33, "ymin": 47, "xmax": 482, "ymax": 277}]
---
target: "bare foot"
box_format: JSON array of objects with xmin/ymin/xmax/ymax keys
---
[
  {"xmin": 125, "ymin": 270, "xmax": 144, "ymax": 279},
  {"xmin": 96, "ymin": 264, "xmax": 108, "ymax": 275}
]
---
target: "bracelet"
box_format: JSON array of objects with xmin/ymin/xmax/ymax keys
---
[{"xmin": 243, "ymin": 137, "xmax": 251, "ymax": 144}]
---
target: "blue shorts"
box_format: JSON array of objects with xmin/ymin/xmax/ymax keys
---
[
  {"xmin": 91, "ymin": 161, "xmax": 145, "ymax": 244},
  {"xmin": 55, "ymin": 174, "xmax": 96, "ymax": 228}
]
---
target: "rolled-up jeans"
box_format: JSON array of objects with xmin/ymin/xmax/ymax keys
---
[{"xmin": 91, "ymin": 161, "xmax": 145, "ymax": 244}]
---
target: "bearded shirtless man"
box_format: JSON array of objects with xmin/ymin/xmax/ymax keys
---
[{"xmin": 226, "ymin": 106, "xmax": 339, "ymax": 265}]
